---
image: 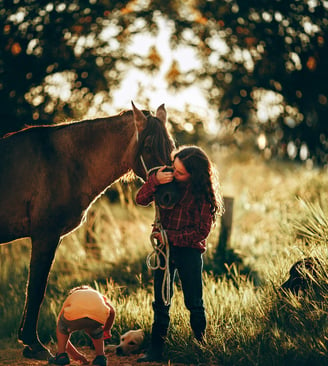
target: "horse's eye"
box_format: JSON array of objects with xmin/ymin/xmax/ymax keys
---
[{"xmin": 144, "ymin": 146, "xmax": 152, "ymax": 154}]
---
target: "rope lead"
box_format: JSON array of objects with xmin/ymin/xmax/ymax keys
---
[{"xmin": 146, "ymin": 205, "xmax": 171, "ymax": 306}]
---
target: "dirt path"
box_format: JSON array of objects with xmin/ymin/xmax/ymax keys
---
[{"xmin": 0, "ymin": 346, "xmax": 189, "ymax": 366}]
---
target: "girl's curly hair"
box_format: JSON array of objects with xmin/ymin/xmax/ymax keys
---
[{"xmin": 173, "ymin": 145, "xmax": 224, "ymax": 220}]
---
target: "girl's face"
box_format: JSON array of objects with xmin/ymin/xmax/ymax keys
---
[{"xmin": 173, "ymin": 157, "xmax": 191, "ymax": 182}]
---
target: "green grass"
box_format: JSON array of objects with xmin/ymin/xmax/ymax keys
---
[{"xmin": 2, "ymin": 147, "xmax": 328, "ymax": 365}]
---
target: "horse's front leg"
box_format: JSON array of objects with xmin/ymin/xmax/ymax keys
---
[{"xmin": 18, "ymin": 234, "xmax": 60, "ymax": 360}]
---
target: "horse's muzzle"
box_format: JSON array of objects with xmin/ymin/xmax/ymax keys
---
[
  {"xmin": 152, "ymin": 167, "xmax": 181, "ymax": 209},
  {"xmin": 155, "ymin": 181, "xmax": 181, "ymax": 209}
]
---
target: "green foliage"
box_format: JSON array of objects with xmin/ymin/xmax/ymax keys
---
[
  {"xmin": 177, "ymin": 0, "xmax": 328, "ymax": 164},
  {"xmin": 0, "ymin": 0, "xmax": 154, "ymax": 133},
  {"xmin": 1, "ymin": 0, "xmax": 328, "ymax": 163}
]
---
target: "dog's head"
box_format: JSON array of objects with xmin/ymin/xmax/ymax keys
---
[
  {"xmin": 116, "ymin": 329, "xmax": 145, "ymax": 356},
  {"xmin": 280, "ymin": 257, "xmax": 322, "ymax": 295}
]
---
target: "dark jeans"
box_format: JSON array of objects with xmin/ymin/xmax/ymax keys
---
[{"xmin": 151, "ymin": 245, "xmax": 206, "ymax": 346}]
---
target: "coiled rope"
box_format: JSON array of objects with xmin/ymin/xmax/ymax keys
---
[
  {"xmin": 138, "ymin": 151, "xmax": 171, "ymax": 306},
  {"xmin": 146, "ymin": 205, "xmax": 171, "ymax": 306}
]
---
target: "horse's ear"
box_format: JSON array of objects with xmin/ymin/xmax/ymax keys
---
[
  {"xmin": 156, "ymin": 104, "xmax": 167, "ymax": 125},
  {"xmin": 132, "ymin": 101, "xmax": 147, "ymax": 133}
]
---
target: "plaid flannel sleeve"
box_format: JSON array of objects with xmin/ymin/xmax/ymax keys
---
[{"xmin": 135, "ymin": 173, "xmax": 160, "ymax": 206}]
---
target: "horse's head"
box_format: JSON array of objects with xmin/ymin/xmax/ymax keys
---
[{"xmin": 132, "ymin": 102, "xmax": 175, "ymax": 181}]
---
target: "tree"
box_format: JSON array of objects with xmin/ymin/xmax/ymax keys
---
[
  {"xmin": 0, "ymin": 0, "xmax": 158, "ymax": 135},
  {"xmin": 1, "ymin": 0, "xmax": 328, "ymax": 164},
  {"xmin": 166, "ymin": 0, "xmax": 328, "ymax": 164}
]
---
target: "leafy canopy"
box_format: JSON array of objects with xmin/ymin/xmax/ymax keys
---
[{"xmin": 1, "ymin": 0, "xmax": 327, "ymax": 163}]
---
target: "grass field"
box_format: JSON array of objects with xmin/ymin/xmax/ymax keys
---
[{"xmin": 1, "ymin": 146, "xmax": 328, "ymax": 365}]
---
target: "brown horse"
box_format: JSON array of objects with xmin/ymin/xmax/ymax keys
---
[{"xmin": 0, "ymin": 102, "xmax": 175, "ymax": 360}]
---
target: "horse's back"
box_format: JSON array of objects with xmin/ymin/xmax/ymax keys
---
[
  {"xmin": 0, "ymin": 127, "xmax": 50, "ymax": 192},
  {"xmin": 0, "ymin": 121, "xmax": 114, "ymax": 243},
  {"xmin": 0, "ymin": 127, "xmax": 67, "ymax": 242}
]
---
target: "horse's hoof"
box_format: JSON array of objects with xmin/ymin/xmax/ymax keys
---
[{"xmin": 23, "ymin": 345, "xmax": 51, "ymax": 360}]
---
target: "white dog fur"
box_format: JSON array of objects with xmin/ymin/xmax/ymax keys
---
[{"xmin": 105, "ymin": 329, "xmax": 145, "ymax": 355}]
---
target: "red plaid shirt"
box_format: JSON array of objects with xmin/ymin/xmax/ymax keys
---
[{"xmin": 136, "ymin": 174, "xmax": 214, "ymax": 253}]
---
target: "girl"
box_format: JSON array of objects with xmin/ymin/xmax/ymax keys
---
[
  {"xmin": 48, "ymin": 285, "xmax": 115, "ymax": 366},
  {"xmin": 136, "ymin": 145, "xmax": 224, "ymax": 362}
]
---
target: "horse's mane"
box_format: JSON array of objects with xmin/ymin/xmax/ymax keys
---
[
  {"xmin": 2, "ymin": 125, "xmax": 36, "ymax": 139},
  {"xmin": 136, "ymin": 113, "xmax": 175, "ymax": 166},
  {"xmin": 1, "ymin": 110, "xmax": 133, "ymax": 140}
]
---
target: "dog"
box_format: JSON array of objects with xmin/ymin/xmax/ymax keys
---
[
  {"xmin": 112, "ymin": 329, "xmax": 145, "ymax": 356},
  {"xmin": 280, "ymin": 257, "xmax": 322, "ymax": 295}
]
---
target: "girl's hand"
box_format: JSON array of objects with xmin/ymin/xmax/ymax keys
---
[
  {"xmin": 153, "ymin": 231, "xmax": 164, "ymax": 244},
  {"xmin": 72, "ymin": 353, "xmax": 89, "ymax": 364},
  {"xmin": 156, "ymin": 166, "xmax": 173, "ymax": 184},
  {"xmin": 67, "ymin": 340, "xmax": 89, "ymax": 364}
]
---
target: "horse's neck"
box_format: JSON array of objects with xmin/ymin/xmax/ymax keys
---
[{"xmin": 58, "ymin": 115, "xmax": 137, "ymax": 194}]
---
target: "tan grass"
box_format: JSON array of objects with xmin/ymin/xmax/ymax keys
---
[{"xmin": 2, "ymin": 147, "xmax": 328, "ymax": 365}]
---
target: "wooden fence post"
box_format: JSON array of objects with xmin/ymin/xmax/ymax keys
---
[{"xmin": 214, "ymin": 196, "xmax": 234, "ymax": 269}]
